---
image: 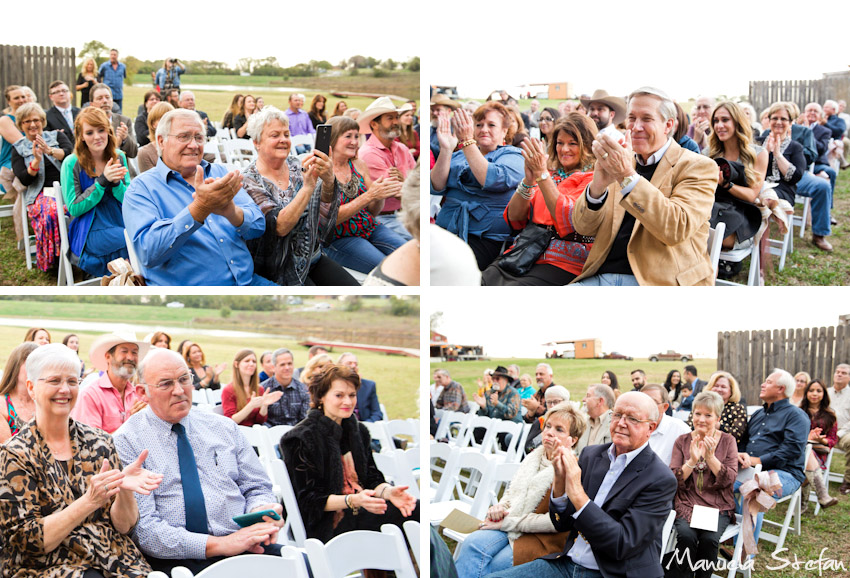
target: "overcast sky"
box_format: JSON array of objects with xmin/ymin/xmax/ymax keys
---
[
  {"xmin": 429, "ymin": 0, "xmax": 850, "ymax": 102},
  {"xmin": 430, "ymin": 288, "xmax": 848, "ymax": 359},
  {"xmin": 12, "ymin": 2, "xmax": 418, "ymax": 68}
]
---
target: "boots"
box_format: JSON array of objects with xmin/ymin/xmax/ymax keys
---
[{"xmin": 812, "ymin": 470, "xmax": 838, "ymax": 508}]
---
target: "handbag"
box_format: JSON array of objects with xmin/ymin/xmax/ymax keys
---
[{"xmin": 495, "ymin": 203, "xmax": 554, "ymax": 277}]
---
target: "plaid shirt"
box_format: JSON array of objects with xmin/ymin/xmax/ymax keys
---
[
  {"xmin": 260, "ymin": 376, "xmax": 310, "ymax": 426},
  {"xmin": 435, "ymin": 381, "xmax": 469, "ymax": 413}
]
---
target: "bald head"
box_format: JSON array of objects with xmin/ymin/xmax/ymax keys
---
[{"xmin": 609, "ymin": 392, "xmax": 658, "ymax": 455}]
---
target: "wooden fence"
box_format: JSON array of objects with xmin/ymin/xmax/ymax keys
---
[
  {"xmin": 749, "ymin": 72, "xmax": 850, "ymax": 114},
  {"xmin": 0, "ymin": 45, "xmax": 76, "ymax": 107},
  {"xmin": 717, "ymin": 326, "xmax": 850, "ymax": 402}
]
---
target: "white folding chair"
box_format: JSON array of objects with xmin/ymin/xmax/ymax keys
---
[
  {"xmin": 168, "ymin": 548, "xmax": 309, "ymax": 578},
  {"xmin": 305, "ymin": 525, "xmax": 417, "ymax": 578},
  {"xmin": 265, "ymin": 424, "xmax": 293, "ymax": 450},
  {"xmin": 512, "ymin": 422, "xmax": 532, "ymax": 462},
  {"xmin": 827, "ymin": 447, "xmax": 845, "ymax": 486},
  {"xmin": 266, "ymin": 458, "xmax": 308, "ymax": 547},
  {"xmin": 434, "ymin": 410, "xmax": 470, "ymax": 443},
  {"xmin": 380, "ymin": 403, "xmax": 390, "ymax": 421},
  {"xmin": 211, "ymin": 405, "xmax": 224, "ymax": 415},
  {"xmin": 207, "ymin": 389, "xmax": 222, "ymax": 405},
  {"xmin": 484, "ymin": 420, "xmax": 524, "ymax": 462},
  {"xmin": 793, "ymin": 194, "xmax": 811, "ymax": 239},
  {"xmin": 457, "ymin": 415, "xmax": 495, "ymax": 453},
  {"xmin": 123, "ymin": 228, "xmax": 143, "ymax": 276},
  {"xmin": 362, "ymin": 420, "xmax": 394, "ymax": 454},
  {"xmin": 51, "ymin": 182, "xmax": 101, "ymax": 286},
  {"xmin": 238, "ymin": 425, "xmax": 267, "ymax": 459},
  {"xmin": 716, "ymin": 220, "xmax": 766, "ymax": 286},
  {"xmin": 374, "ymin": 448, "xmax": 420, "ymax": 499},
  {"xmin": 708, "ymin": 222, "xmax": 726, "ymax": 278},
  {"xmin": 430, "ymin": 451, "xmax": 498, "ymax": 526},
  {"xmin": 659, "ymin": 510, "xmax": 677, "ymax": 563},
  {"xmin": 429, "ymin": 441, "xmax": 460, "ymax": 503},
  {"xmin": 808, "ymin": 446, "xmax": 835, "ymax": 516},
  {"xmin": 758, "ymin": 447, "xmax": 808, "ymax": 553},
  {"xmin": 191, "ymin": 389, "xmax": 209, "ymax": 406},
  {"xmin": 291, "ymin": 134, "xmax": 315, "ymax": 152},
  {"xmin": 403, "ymin": 520, "xmax": 420, "ymax": 568},
  {"xmin": 383, "ymin": 419, "xmax": 418, "ymax": 448},
  {"xmin": 765, "ymin": 217, "xmax": 793, "ymax": 271},
  {"xmin": 222, "ymin": 139, "xmax": 257, "ymax": 168}
]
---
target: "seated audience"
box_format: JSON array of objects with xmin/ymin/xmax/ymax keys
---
[
  {"xmin": 123, "ymin": 109, "xmax": 271, "ymax": 286},
  {"xmin": 506, "ymin": 105, "xmax": 530, "ymax": 147},
  {"xmin": 150, "ymin": 331, "xmax": 172, "ymax": 349},
  {"xmin": 60, "ymin": 107, "xmax": 131, "ymax": 276},
  {"xmin": 221, "ymin": 94, "xmax": 243, "ymax": 130},
  {"xmin": 828, "ymin": 364, "xmax": 850, "ymax": 495},
  {"xmin": 673, "ymin": 101, "xmax": 701, "ymax": 153},
  {"xmin": 537, "ymin": 107, "xmax": 560, "ymax": 145},
  {"xmin": 575, "ymin": 383, "xmax": 615, "ymax": 455},
  {"xmin": 255, "ymin": 97, "xmax": 265, "ymax": 111},
  {"xmin": 687, "ymin": 371, "xmax": 748, "ymax": 446},
  {"xmin": 179, "ymin": 91, "xmax": 216, "ymax": 137},
  {"xmin": 338, "ymin": 353, "xmax": 382, "ymax": 423},
  {"xmin": 456, "ymin": 403, "xmax": 586, "ymax": 578},
  {"xmin": 707, "ymin": 101, "xmax": 767, "ymax": 253},
  {"xmin": 434, "ymin": 369, "xmax": 470, "ymax": 413},
  {"xmin": 431, "ymin": 102, "xmax": 524, "ymax": 270},
  {"xmin": 678, "ymin": 383, "xmax": 695, "ymax": 411},
  {"xmin": 515, "ymin": 373, "xmax": 535, "ymax": 399},
  {"xmin": 114, "ymin": 348, "xmax": 284, "ymax": 575},
  {"xmin": 799, "ymin": 379, "xmax": 838, "ymax": 509},
  {"xmin": 25, "ymin": 327, "xmax": 51, "ymax": 345},
  {"xmin": 72, "ymin": 332, "xmax": 149, "ymax": 433},
  {"xmin": 791, "ymin": 371, "xmax": 810, "ymax": 406},
  {"xmin": 241, "ymin": 106, "xmax": 356, "ymax": 286},
  {"xmin": 0, "ymin": 344, "xmax": 162, "ymax": 578},
  {"xmin": 162, "ymin": 88, "xmax": 180, "ymax": 109},
  {"xmin": 823, "ymin": 100, "xmax": 847, "ymax": 170},
  {"xmin": 687, "ymin": 95, "xmax": 714, "ymax": 150},
  {"xmin": 665, "ymin": 369, "xmax": 683, "ymax": 403},
  {"xmin": 483, "ymin": 113, "xmax": 597, "ymax": 285},
  {"xmin": 571, "ymin": 87, "xmax": 716, "ymax": 286},
  {"xmin": 134, "ymin": 90, "xmax": 162, "ymax": 147},
  {"xmin": 795, "ymin": 102, "xmax": 836, "ymax": 251},
  {"xmin": 62, "ymin": 333, "xmax": 86, "ymax": 376},
  {"xmin": 488, "ymin": 392, "xmax": 677, "ymax": 578},
  {"xmin": 364, "ymin": 164, "xmax": 421, "ymax": 286},
  {"xmin": 667, "ymin": 391, "xmax": 738, "ymax": 578},
  {"xmin": 234, "ymin": 94, "xmax": 257, "ymax": 139},
  {"xmin": 293, "ymin": 345, "xmax": 329, "ymax": 381},
  {"xmin": 325, "ymin": 116, "xmax": 406, "ymax": 274},
  {"xmin": 331, "ymin": 100, "xmax": 348, "ymax": 118},
  {"xmin": 279, "ymin": 365, "xmax": 419, "ymax": 542},
  {"xmin": 523, "ymin": 363, "xmax": 559, "ymax": 423},
  {"xmin": 308, "ymin": 94, "xmax": 327, "ymax": 129},
  {"xmin": 643, "ymin": 383, "xmax": 692, "ymax": 464},
  {"xmin": 429, "ymin": 94, "xmax": 459, "ymax": 158},
  {"xmin": 11, "ymin": 102, "xmax": 73, "ymax": 271},
  {"xmin": 299, "ymin": 352, "xmax": 333, "ymax": 387},
  {"xmin": 137, "ymin": 102, "xmax": 175, "ymax": 173},
  {"xmin": 184, "ymin": 341, "xmax": 225, "ymax": 390},
  {"xmin": 221, "ymin": 349, "xmax": 282, "ymax": 426},
  {"xmin": 0, "ymin": 85, "xmax": 26, "ymax": 194},
  {"xmin": 90, "ymin": 83, "xmax": 138, "ymax": 161},
  {"xmin": 261, "ymin": 348, "xmax": 310, "ymax": 426},
  {"xmin": 524, "ymin": 385, "xmax": 570, "ymax": 454},
  {"xmin": 398, "ymin": 102, "xmax": 420, "ymax": 160},
  {"xmin": 259, "ymin": 351, "xmax": 274, "ymax": 382},
  {"xmin": 0, "ymin": 342, "xmax": 38, "ymax": 443},
  {"xmin": 600, "ymin": 370, "xmax": 620, "ymax": 397}
]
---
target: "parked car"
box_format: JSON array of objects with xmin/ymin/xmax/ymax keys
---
[
  {"xmin": 603, "ymin": 351, "xmax": 633, "ymax": 360},
  {"xmin": 649, "ymin": 350, "xmax": 693, "ymax": 363}
]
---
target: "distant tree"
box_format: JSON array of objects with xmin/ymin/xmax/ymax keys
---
[
  {"xmin": 390, "ymin": 297, "xmax": 419, "ymax": 317},
  {"xmin": 238, "ymin": 57, "xmax": 258, "ymax": 74},
  {"xmin": 79, "ymin": 40, "xmax": 109, "ymax": 67},
  {"xmin": 383, "ymin": 59, "xmax": 397, "ymax": 70},
  {"xmin": 364, "ymin": 57, "xmax": 379, "ymax": 68},
  {"xmin": 345, "ymin": 297, "xmax": 363, "ymax": 312},
  {"xmin": 348, "ymin": 55, "xmax": 367, "ymax": 69},
  {"xmin": 372, "ymin": 68, "xmax": 389, "ymax": 78},
  {"xmin": 406, "ymin": 56, "xmax": 420, "ymax": 72},
  {"xmin": 430, "ymin": 311, "xmax": 443, "ymax": 331},
  {"xmin": 220, "ymin": 306, "xmax": 231, "ymax": 318},
  {"xmin": 123, "ymin": 56, "xmax": 142, "ymax": 80}
]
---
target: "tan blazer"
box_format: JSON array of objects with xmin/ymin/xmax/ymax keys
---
[{"xmin": 572, "ymin": 140, "xmax": 717, "ymax": 286}]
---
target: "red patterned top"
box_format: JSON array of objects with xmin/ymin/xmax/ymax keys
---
[
  {"xmin": 333, "ymin": 161, "xmax": 376, "ymax": 239},
  {"xmin": 503, "ymin": 169, "xmax": 595, "ymax": 277}
]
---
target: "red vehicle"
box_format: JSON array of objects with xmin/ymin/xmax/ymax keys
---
[
  {"xmin": 649, "ymin": 350, "xmax": 693, "ymax": 363},
  {"xmin": 603, "ymin": 351, "xmax": 633, "ymax": 360}
]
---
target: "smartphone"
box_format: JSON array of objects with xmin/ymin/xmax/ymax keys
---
[
  {"xmin": 232, "ymin": 509, "xmax": 281, "ymax": 528},
  {"xmin": 315, "ymin": 124, "xmax": 332, "ymax": 156}
]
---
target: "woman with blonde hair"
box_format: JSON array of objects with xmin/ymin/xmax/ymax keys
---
[
  {"xmin": 76, "ymin": 58, "xmax": 98, "ymax": 106},
  {"xmin": 707, "ymin": 101, "xmax": 767, "ymax": 250},
  {"xmin": 300, "ymin": 352, "xmax": 334, "ymax": 386},
  {"xmin": 234, "ymin": 95, "xmax": 257, "ymax": 138},
  {"xmin": 221, "ymin": 94, "xmax": 243, "ymax": 129},
  {"xmin": 0, "ymin": 342, "xmax": 39, "ymax": 443},
  {"xmin": 221, "ymin": 349, "xmax": 283, "ymax": 426},
  {"xmin": 791, "ymin": 371, "xmax": 811, "ymax": 406},
  {"xmin": 60, "ymin": 106, "xmax": 130, "ymax": 277},
  {"xmin": 183, "ymin": 342, "xmax": 226, "ymax": 391},
  {"xmin": 687, "ymin": 371, "xmax": 748, "ymax": 445}
]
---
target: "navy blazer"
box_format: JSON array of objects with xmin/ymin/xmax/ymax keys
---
[
  {"xmin": 356, "ymin": 378, "xmax": 382, "ymax": 422},
  {"xmin": 45, "ymin": 106, "xmax": 80, "ymax": 135},
  {"xmin": 547, "ymin": 443, "xmax": 677, "ymax": 578}
]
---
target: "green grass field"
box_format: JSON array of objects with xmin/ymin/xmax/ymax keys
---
[{"xmin": 430, "ymin": 358, "xmax": 717, "ymax": 401}]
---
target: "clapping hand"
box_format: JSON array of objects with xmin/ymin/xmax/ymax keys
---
[
  {"xmin": 387, "ymin": 167, "xmax": 404, "ymax": 182},
  {"xmin": 437, "ymin": 113, "xmax": 458, "ymax": 152},
  {"xmin": 520, "ymin": 137, "xmax": 548, "ymax": 183},
  {"xmin": 702, "ymin": 433, "xmax": 718, "ymax": 459},
  {"xmin": 473, "ymin": 392, "xmax": 486, "ymax": 409},
  {"xmin": 192, "ymin": 167, "xmax": 242, "ymax": 216},
  {"xmin": 488, "ymin": 391, "xmax": 499, "ymax": 406},
  {"xmin": 261, "ymin": 389, "xmax": 283, "ymax": 407},
  {"xmin": 451, "ymin": 109, "xmax": 475, "ymax": 142},
  {"xmin": 384, "ymin": 485, "xmax": 417, "ymax": 517},
  {"xmin": 103, "ymin": 158, "xmax": 128, "ymax": 183},
  {"xmin": 690, "ymin": 434, "xmax": 705, "ymax": 463},
  {"xmin": 116, "ymin": 122, "xmax": 128, "ymax": 143},
  {"xmin": 367, "ymin": 177, "xmax": 403, "ymax": 201},
  {"xmin": 120, "ymin": 449, "xmax": 164, "ymax": 495},
  {"xmin": 86, "ymin": 459, "xmax": 125, "ymax": 509}
]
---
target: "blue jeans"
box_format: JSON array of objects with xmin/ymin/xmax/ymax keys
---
[
  {"xmin": 734, "ymin": 469, "xmax": 801, "ymax": 545},
  {"xmin": 375, "ymin": 213, "xmax": 413, "ymax": 241},
  {"xmin": 571, "ymin": 273, "xmax": 639, "ymax": 286},
  {"xmin": 813, "ymin": 164, "xmax": 837, "ymax": 194},
  {"xmin": 455, "ymin": 529, "xmax": 513, "ymax": 578},
  {"xmin": 484, "ymin": 557, "xmax": 603, "ymax": 578},
  {"xmin": 796, "ymin": 171, "xmax": 832, "ymax": 236},
  {"xmin": 324, "ymin": 224, "xmax": 406, "ymax": 273}
]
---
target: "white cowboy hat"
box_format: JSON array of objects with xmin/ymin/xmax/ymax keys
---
[
  {"xmin": 358, "ymin": 96, "xmax": 400, "ymax": 135},
  {"xmin": 89, "ymin": 331, "xmax": 151, "ymax": 373}
]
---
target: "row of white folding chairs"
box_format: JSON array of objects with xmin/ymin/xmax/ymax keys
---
[
  {"xmin": 435, "ymin": 411, "xmax": 530, "ymax": 464},
  {"xmin": 373, "ymin": 446, "xmax": 420, "ymax": 499},
  {"xmin": 238, "ymin": 424, "xmax": 294, "ymax": 463},
  {"xmin": 148, "ymin": 521, "xmax": 419, "ymax": 578},
  {"xmin": 191, "ymin": 388, "xmax": 222, "ymax": 406},
  {"xmin": 361, "ymin": 418, "xmax": 419, "ymax": 454}
]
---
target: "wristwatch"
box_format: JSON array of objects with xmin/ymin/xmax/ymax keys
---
[
  {"xmin": 536, "ymin": 171, "xmax": 551, "ymax": 183},
  {"xmin": 619, "ymin": 173, "xmax": 639, "ymax": 190}
]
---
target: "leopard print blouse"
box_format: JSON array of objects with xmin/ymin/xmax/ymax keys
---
[{"xmin": 0, "ymin": 419, "xmax": 151, "ymax": 578}]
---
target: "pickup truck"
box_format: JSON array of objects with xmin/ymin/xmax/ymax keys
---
[{"xmin": 649, "ymin": 350, "xmax": 693, "ymax": 363}]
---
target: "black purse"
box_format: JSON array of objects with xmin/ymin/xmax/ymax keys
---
[{"xmin": 495, "ymin": 203, "xmax": 554, "ymax": 276}]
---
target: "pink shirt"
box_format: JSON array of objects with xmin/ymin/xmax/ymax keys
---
[
  {"xmin": 71, "ymin": 372, "xmax": 137, "ymax": 434},
  {"xmin": 359, "ymin": 137, "xmax": 415, "ymax": 213}
]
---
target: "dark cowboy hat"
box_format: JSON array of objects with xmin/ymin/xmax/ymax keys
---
[{"xmin": 491, "ymin": 365, "xmax": 512, "ymax": 380}]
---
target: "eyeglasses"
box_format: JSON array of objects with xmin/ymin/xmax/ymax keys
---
[
  {"xmin": 142, "ymin": 374, "xmax": 193, "ymax": 392},
  {"xmin": 769, "ymin": 117, "xmax": 790, "ymax": 123},
  {"xmin": 38, "ymin": 377, "xmax": 80, "ymax": 388},
  {"xmin": 21, "ymin": 118, "xmax": 43, "ymax": 125},
  {"xmin": 539, "ymin": 117, "xmax": 554, "ymax": 122},
  {"xmin": 168, "ymin": 133, "xmax": 205, "ymax": 144},
  {"xmin": 50, "ymin": 89, "xmax": 70, "ymax": 95},
  {"xmin": 611, "ymin": 412, "xmax": 653, "ymax": 426}
]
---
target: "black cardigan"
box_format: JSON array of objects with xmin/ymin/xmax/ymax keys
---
[{"xmin": 279, "ymin": 409, "xmax": 384, "ymax": 542}]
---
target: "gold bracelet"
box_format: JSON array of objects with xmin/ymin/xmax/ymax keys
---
[{"xmin": 460, "ymin": 139, "xmax": 477, "ymax": 149}]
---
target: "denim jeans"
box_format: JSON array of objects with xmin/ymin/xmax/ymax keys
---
[
  {"xmin": 455, "ymin": 529, "xmax": 512, "ymax": 578},
  {"xmin": 484, "ymin": 557, "xmax": 603, "ymax": 578},
  {"xmin": 571, "ymin": 273, "xmax": 640, "ymax": 286},
  {"xmin": 375, "ymin": 213, "xmax": 413, "ymax": 241},
  {"xmin": 324, "ymin": 224, "xmax": 407, "ymax": 273},
  {"xmin": 813, "ymin": 164, "xmax": 837, "ymax": 194},
  {"xmin": 796, "ymin": 171, "xmax": 832, "ymax": 236},
  {"xmin": 734, "ymin": 468, "xmax": 801, "ymax": 545}
]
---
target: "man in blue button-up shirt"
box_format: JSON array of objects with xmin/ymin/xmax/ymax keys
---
[
  {"xmin": 97, "ymin": 49, "xmax": 127, "ymax": 113},
  {"xmin": 123, "ymin": 109, "xmax": 272, "ymax": 286}
]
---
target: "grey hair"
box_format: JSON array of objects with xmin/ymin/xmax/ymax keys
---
[
  {"xmin": 642, "ymin": 383, "xmax": 670, "ymax": 406},
  {"xmin": 178, "ymin": 90, "xmax": 195, "ymax": 103},
  {"xmin": 20, "ymin": 86, "xmax": 37, "ymax": 102},
  {"xmin": 771, "ymin": 368, "xmax": 796, "ymax": 398},
  {"xmin": 337, "ymin": 352, "xmax": 357, "ymax": 364},
  {"xmin": 155, "ymin": 109, "xmax": 205, "ymax": 156},
  {"xmin": 628, "ymin": 86, "xmax": 676, "ymax": 122},
  {"xmin": 26, "ymin": 343, "xmax": 81, "ymax": 385},
  {"xmin": 544, "ymin": 384, "xmax": 570, "ymax": 401},
  {"xmin": 14, "ymin": 102, "xmax": 46, "ymax": 130},
  {"xmin": 246, "ymin": 105, "xmax": 290, "ymax": 143},
  {"xmin": 508, "ymin": 364, "xmax": 520, "ymax": 374},
  {"xmin": 271, "ymin": 348, "xmax": 293, "ymax": 365},
  {"xmin": 824, "ymin": 99, "xmax": 839, "ymax": 111},
  {"xmin": 692, "ymin": 390, "xmax": 724, "ymax": 418},
  {"xmin": 589, "ymin": 383, "xmax": 615, "ymax": 410},
  {"xmin": 399, "ymin": 164, "xmax": 420, "ymax": 241},
  {"xmin": 434, "ymin": 368, "xmax": 450, "ymax": 378},
  {"xmin": 805, "ymin": 102, "xmax": 823, "ymax": 115},
  {"xmin": 619, "ymin": 391, "xmax": 660, "ymax": 422},
  {"xmin": 536, "ymin": 363, "xmax": 553, "ymax": 375},
  {"xmin": 137, "ymin": 348, "xmax": 186, "ymax": 391}
]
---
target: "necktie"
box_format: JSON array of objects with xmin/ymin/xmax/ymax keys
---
[
  {"xmin": 64, "ymin": 109, "xmax": 74, "ymax": 135},
  {"xmin": 172, "ymin": 422, "xmax": 209, "ymax": 534}
]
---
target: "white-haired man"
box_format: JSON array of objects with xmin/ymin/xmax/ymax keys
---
[
  {"xmin": 571, "ymin": 86, "xmax": 717, "ymax": 286},
  {"xmin": 114, "ymin": 348, "xmax": 284, "ymax": 575},
  {"xmin": 179, "ymin": 91, "xmax": 216, "ymax": 137},
  {"xmin": 122, "ymin": 109, "xmax": 270, "ymax": 286}
]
